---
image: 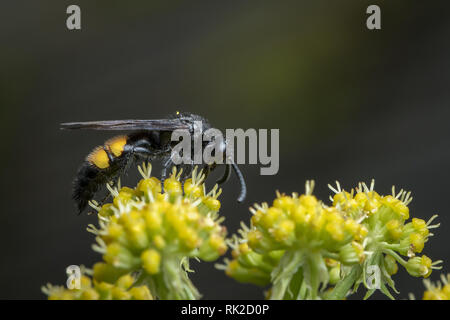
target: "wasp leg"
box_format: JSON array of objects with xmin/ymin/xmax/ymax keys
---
[
  {"xmin": 132, "ymin": 146, "xmax": 156, "ymax": 163},
  {"xmin": 179, "ymin": 160, "xmax": 196, "ymax": 196},
  {"xmin": 98, "ymin": 146, "xmax": 153, "ymax": 207},
  {"xmin": 161, "ymin": 157, "xmax": 175, "ymax": 193},
  {"xmin": 96, "ymin": 153, "xmax": 135, "ymax": 208},
  {"xmin": 97, "ymin": 181, "xmax": 117, "ymax": 208},
  {"xmin": 160, "ymin": 158, "xmax": 196, "ymax": 196},
  {"xmin": 203, "ymin": 165, "xmax": 211, "ymax": 180}
]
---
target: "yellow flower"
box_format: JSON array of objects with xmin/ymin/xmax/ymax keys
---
[
  {"xmin": 224, "ymin": 181, "xmax": 366, "ymax": 300},
  {"xmin": 386, "ymin": 219, "xmax": 402, "ymax": 240},
  {"xmin": 141, "ymin": 249, "xmax": 161, "ymax": 274},
  {"xmin": 46, "ymin": 163, "xmax": 227, "ymax": 300},
  {"xmin": 216, "ymin": 230, "xmax": 283, "ymax": 287},
  {"xmin": 384, "ymin": 255, "xmax": 398, "ymax": 275},
  {"xmin": 223, "ymin": 179, "xmax": 443, "ymax": 300},
  {"xmin": 406, "ymin": 255, "xmax": 443, "ymax": 278},
  {"xmin": 422, "ymin": 274, "xmax": 450, "ymax": 300},
  {"xmin": 42, "ymin": 273, "xmax": 152, "ymax": 300},
  {"xmin": 248, "ymin": 183, "xmax": 365, "ymax": 255},
  {"xmin": 328, "ymin": 180, "xmax": 442, "ymax": 299}
]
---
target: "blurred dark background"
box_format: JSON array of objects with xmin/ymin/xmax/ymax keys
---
[{"xmin": 1, "ymin": 0, "xmax": 449, "ymax": 299}]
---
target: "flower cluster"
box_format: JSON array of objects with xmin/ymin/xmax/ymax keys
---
[
  {"xmin": 42, "ymin": 268, "xmax": 152, "ymax": 300},
  {"xmin": 329, "ymin": 180, "xmax": 442, "ymax": 299},
  {"xmin": 43, "ymin": 163, "xmax": 227, "ymax": 300},
  {"xmin": 422, "ymin": 273, "xmax": 450, "ymax": 300},
  {"xmin": 217, "ymin": 224, "xmax": 284, "ymax": 287},
  {"xmin": 221, "ymin": 180, "xmax": 443, "ymax": 300},
  {"xmin": 221, "ymin": 181, "xmax": 367, "ymax": 299}
]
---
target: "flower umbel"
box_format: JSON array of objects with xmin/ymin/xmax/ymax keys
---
[
  {"xmin": 328, "ymin": 180, "xmax": 442, "ymax": 299},
  {"xmin": 421, "ymin": 273, "xmax": 450, "ymax": 300},
  {"xmin": 222, "ymin": 181, "xmax": 366, "ymax": 299},
  {"xmin": 216, "ymin": 223, "xmax": 284, "ymax": 287},
  {"xmin": 43, "ymin": 163, "xmax": 227, "ymax": 300},
  {"xmin": 42, "ymin": 269, "xmax": 152, "ymax": 300},
  {"xmin": 221, "ymin": 180, "xmax": 443, "ymax": 300}
]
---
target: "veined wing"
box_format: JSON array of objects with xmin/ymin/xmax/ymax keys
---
[{"xmin": 60, "ymin": 119, "xmax": 191, "ymax": 131}]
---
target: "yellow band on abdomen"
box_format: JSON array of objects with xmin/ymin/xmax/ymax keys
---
[
  {"xmin": 105, "ymin": 135, "xmax": 128, "ymax": 157},
  {"xmin": 87, "ymin": 146, "xmax": 110, "ymax": 169}
]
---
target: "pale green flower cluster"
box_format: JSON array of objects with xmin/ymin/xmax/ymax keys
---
[
  {"xmin": 42, "ymin": 270, "xmax": 152, "ymax": 300},
  {"xmin": 43, "ymin": 167, "xmax": 444, "ymax": 300},
  {"xmin": 43, "ymin": 164, "xmax": 227, "ymax": 300},
  {"xmin": 422, "ymin": 273, "xmax": 450, "ymax": 300},
  {"xmin": 220, "ymin": 180, "xmax": 443, "ymax": 300}
]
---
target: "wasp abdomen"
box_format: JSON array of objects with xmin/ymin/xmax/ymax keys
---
[
  {"xmin": 85, "ymin": 135, "xmax": 128, "ymax": 169},
  {"xmin": 73, "ymin": 135, "xmax": 129, "ymax": 213},
  {"xmin": 73, "ymin": 162, "xmax": 104, "ymax": 213}
]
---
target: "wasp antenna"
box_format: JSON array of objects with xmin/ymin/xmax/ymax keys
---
[
  {"xmin": 231, "ymin": 163, "xmax": 247, "ymax": 203},
  {"xmin": 216, "ymin": 164, "xmax": 231, "ymax": 185}
]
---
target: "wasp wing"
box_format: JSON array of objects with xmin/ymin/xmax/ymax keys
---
[{"xmin": 60, "ymin": 119, "xmax": 191, "ymax": 131}]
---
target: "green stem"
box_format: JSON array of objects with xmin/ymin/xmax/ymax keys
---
[
  {"xmin": 382, "ymin": 248, "xmax": 407, "ymax": 267},
  {"xmin": 326, "ymin": 265, "xmax": 361, "ymax": 300},
  {"xmin": 305, "ymin": 252, "xmax": 327, "ymax": 300},
  {"xmin": 269, "ymin": 250, "xmax": 304, "ymax": 300},
  {"xmin": 284, "ymin": 267, "xmax": 304, "ymax": 299},
  {"xmin": 322, "ymin": 251, "xmax": 340, "ymax": 260},
  {"xmin": 141, "ymin": 255, "xmax": 200, "ymax": 300}
]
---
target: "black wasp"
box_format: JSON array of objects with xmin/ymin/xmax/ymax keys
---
[{"xmin": 60, "ymin": 112, "xmax": 246, "ymax": 213}]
